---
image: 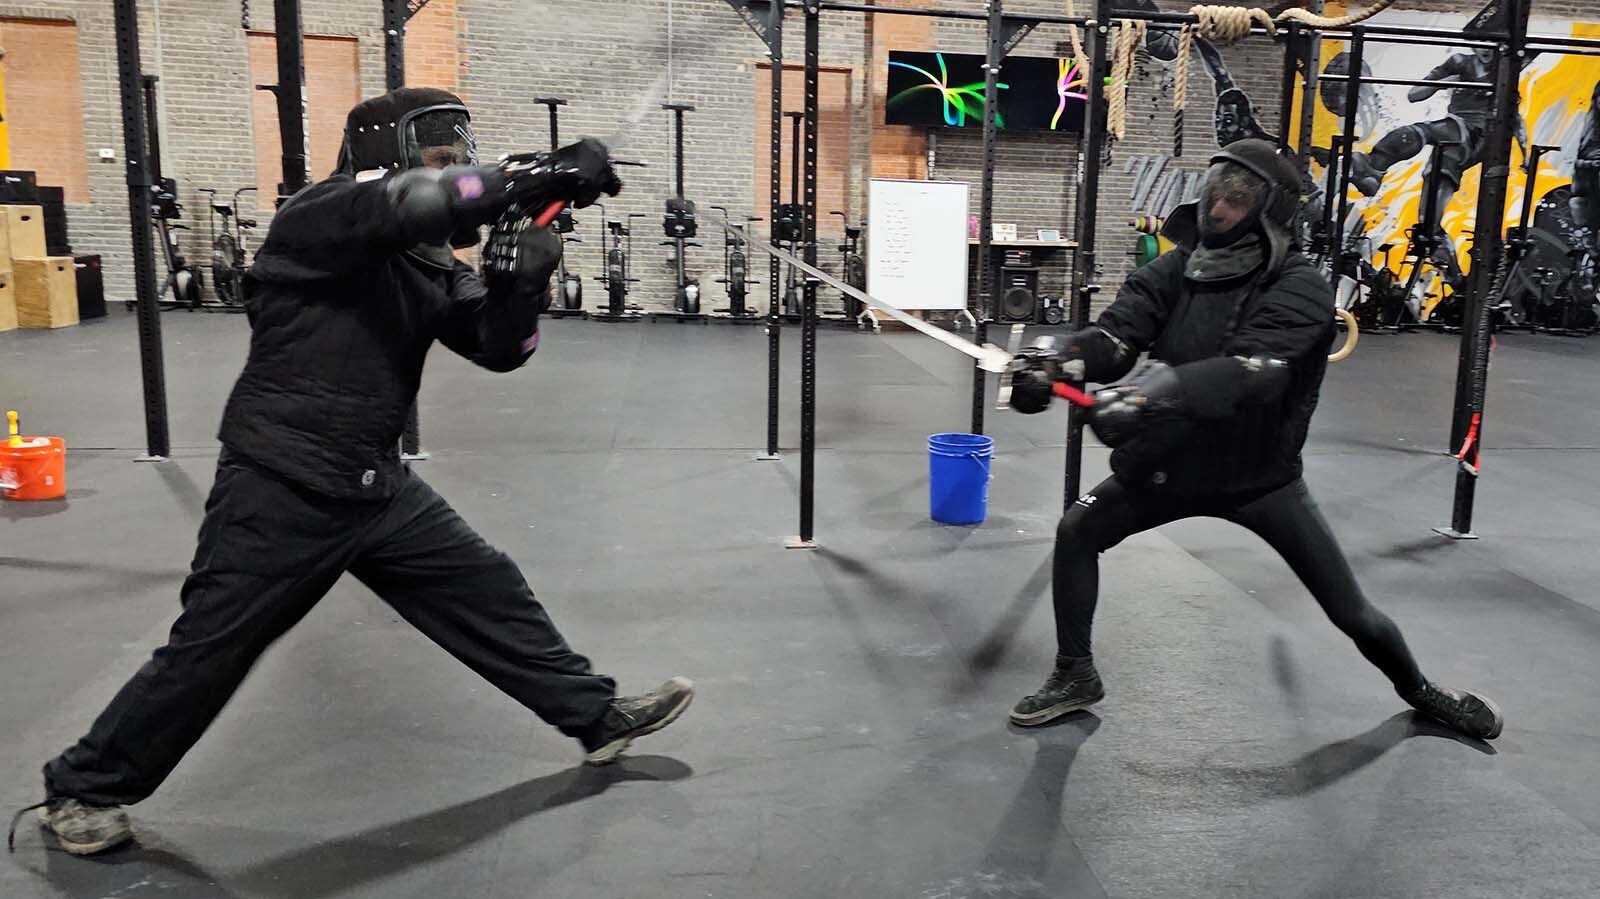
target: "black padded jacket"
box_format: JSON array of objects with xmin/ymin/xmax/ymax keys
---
[
  {"xmin": 219, "ymin": 174, "xmax": 543, "ymax": 501},
  {"xmin": 1094, "ymin": 247, "xmax": 1335, "ymax": 498}
]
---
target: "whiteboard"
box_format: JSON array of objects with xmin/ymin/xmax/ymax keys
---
[{"xmin": 867, "ymin": 179, "xmax": 970, "ymax": 311}]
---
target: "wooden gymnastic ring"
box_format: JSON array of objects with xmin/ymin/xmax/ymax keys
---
[{"xmin": 1329, "ymin": 308, "xmax": 1358, "ymax": 363}]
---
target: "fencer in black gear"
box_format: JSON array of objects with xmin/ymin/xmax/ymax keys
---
[
  {"xmin": 21, "ymin": 87, "xmax": 692, "ymax": 859},
  {"xmin": 1006, "ymin": 139, "xmax": 1503, "ymax": 744}
]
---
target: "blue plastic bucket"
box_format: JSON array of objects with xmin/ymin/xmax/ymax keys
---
[{"xmin": 928, "ymin": 432, "xmax": 994, "ymax": 525}]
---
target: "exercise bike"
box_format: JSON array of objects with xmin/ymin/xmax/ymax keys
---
[
  {"xmin": 547, "ymin": 207, "xmax": 586, "ymax": 317},
  {"xmin": 710, "ymin": 206, "xmax": 761, "ymax": 319},
  {"xmin": 830, "ymin": 210, "xmax": 876, "ymax": 330},
  {"xmin": 198, "ymin": 187, "xmax": 256, "ymax": 307},
  {"xmin": 152, "ymin": 178, "xmax": 204, "ymax": 309},
  {"xmin": 592, "ymin": 205, "xmax": 645, "ymax": 322}
]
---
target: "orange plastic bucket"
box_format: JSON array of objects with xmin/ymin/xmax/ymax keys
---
[{"xmin": 1, "ymin": 436, "xmax": 67, "ymax": 501}]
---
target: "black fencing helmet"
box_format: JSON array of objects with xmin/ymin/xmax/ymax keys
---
[
  {"xmin": 335, "ymin": 87, "xmax": 483, "ymax": 255},
  {"xmin": 1163, "ymin": 138, "xmax": 1303, "ymax": 275},
  {"xmin": 335, "ymin": 87, "xmax": 478, "ymax": 177}
]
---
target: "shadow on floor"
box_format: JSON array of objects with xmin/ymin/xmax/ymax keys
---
[
  {"xmin": 920, "ymin": 714, "xmax": 1110, "ymax": 899},
  {"xmin": 24, "ymin": 756, "xmax": 692, "ymax": 899},
  {"xmin": 1123, "ymin": 712, "xmax": 1494, "ymax": 803}
]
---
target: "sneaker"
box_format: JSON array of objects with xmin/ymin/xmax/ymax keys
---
[
  {"xmin": 580, "ymin": 677, "xmax": 695, "ymax": 765},
  {"xmin": 27, "ymin": 799, "xmax": 133, "ymax": 856},
  {"xmin": 1348, "ymin": 153, "xmax": 1384, "ymax": 198},
  {"xmin": 1009, "ymin": 664, "xmax": 1105, "ymax": 727},
  {"xmin": 1406, "ymin": 680, "xmax": 1504, "ymax": 741}
]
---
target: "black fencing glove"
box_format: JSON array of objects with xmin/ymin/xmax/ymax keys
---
[
  {"xmin": 499, "ymin": 138, "xmax": 623, "ymax": 212},
  {"xmin": 1086, "ymin": 361, "xmax": 1183, "ymax": 447},
  {"xmin": 1006, "ymin": 333, "xmax": 1100, "ymax": 415},
  {"xmin": 386, "ymin": 139, "xmax": 622, "ymax": 247},
  {"xmin": 483, "ymin": 207, "xmax": 563, "ymax": 313}
]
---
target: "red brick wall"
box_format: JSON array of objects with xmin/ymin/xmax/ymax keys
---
[
  {"xmin": 405, "ymin": 0, "xmax": 462, "ymax": 95},
  {"xmin": 0, "ymin": 17, "xmax": 88, "ymax": 202},
  {"xmin": 248, "ymin": 32, "xmax": 361, "ymax": 212},
  {"xmin": 755, "ymin": 63, "xmax": 854, "ymax": 230}
]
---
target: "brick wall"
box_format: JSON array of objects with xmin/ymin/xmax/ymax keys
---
[{"xmin": 1, "ymin": 0, "xmax": 1583, "ymax": 310}]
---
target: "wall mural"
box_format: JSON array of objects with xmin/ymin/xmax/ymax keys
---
[
  {"xmin": 1306, "ymin": 6, "xmax": 1598, "ymax": 329},
  {"xmin": 1111, "ymin": 0, "xmax": 1597, "ymax": 331}
]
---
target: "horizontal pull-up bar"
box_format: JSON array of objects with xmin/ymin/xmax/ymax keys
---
[
  {"xmin": 1350, "ymin": 76, "xmax": 1495, "ymax": 91},
  {"xmin": 790, "ymin": 2, "xmax": 1522, "ymax": 50},
  {"xmin": 1324, "ymin": 30, "xmax": 1497, "ymax": 49}
]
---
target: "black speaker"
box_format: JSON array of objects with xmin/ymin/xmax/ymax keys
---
[
  {"xmin": 1041, "ymin": 295, "xmax": 1066, "ymax": 325},
  {"xmin": 74, "ymin": 255, "xmax": 106, "ymax": 320},
  {"xmin": 999, "ymin": 266, "xmax": 1038, "ymax": 322}
]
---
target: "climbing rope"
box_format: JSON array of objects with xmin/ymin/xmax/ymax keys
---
[
  {"xmin": 1107, "ymin": 19, "xmax": 1147, "ymax": 141},
  {"xmin": 1063, "ymin": 0, "xmax": 1092, "ymax": 108},
  {"xmin": 1173, "ymin": 25, "xmax": 1193, "ymax": 156},
  {"xmin": 1166, "ymin": 0, "xmax": 1401, "ymax": 155}
]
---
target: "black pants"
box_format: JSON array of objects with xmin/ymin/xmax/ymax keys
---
[
  {"xmin": 1053, "ymin": 476, "xmax": 1424, "ymax": 695},
  {"xmin": 44, "ymin": 456, "xmax": 615, "ymax": 807}
]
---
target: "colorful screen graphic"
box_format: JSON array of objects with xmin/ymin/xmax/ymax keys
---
[{"xmin": 885, "ymin": 51, "xmax": 1086, "ymax": 134}]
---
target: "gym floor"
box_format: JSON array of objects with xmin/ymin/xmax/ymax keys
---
[{"xmin": 3, "ymin": 313, "xmax": 1598, "ymax": 898}]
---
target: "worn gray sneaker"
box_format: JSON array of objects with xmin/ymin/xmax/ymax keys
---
[
  {"xmin": 9, "ymin": 799, "xmax": 134, "ymax": 856},
  {"xmin": 1405, "ymin": 680, "xmax": 1504, "ymax": 741},
  {"xmin": 1010, "ymin": 662, "xmax": 1105, "ymax": 727},
  {"xmin": 580, "ymin": 677, "xmax": 695, "ymax": 765}
]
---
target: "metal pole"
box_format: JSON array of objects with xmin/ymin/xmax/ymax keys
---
[
  {"xmin": 1064, "ymin": 0, "xmax": 1111, "ymax": 509},
  {"xmin": 141, "ymin": 76, "xmax": 163, "ymax": 178},
  {"xmin": 386, "ymin": 0, "xmax": 426, "ymax": 459},
  {"xmin": 1330, "ymin": 28, "xmax": 1365, "ymax": 293},
  {"xmin": 1440, "ymin": 0, "xmax": 1528, "ymax": 538},
  {"xmin": 793, "ymin": 0, "xmax": 821, "ymax": 547},
  {"xmin": 383, "ymin": 0, "xmax": 405, "ymax": 91},
  {"xmin": 1278, "ymin": 21, "xmax": 1301, "ymax": 154},
  {"xmin": 1297, "ymin": 2, "xmax": 1325, "ymax": 162},
  {"xmin": 764, "ymin": 4, "xmax": 784, "ymax": 460},
  {"xmin": 674, "ymin": 106, "xmax": 687, "ymax": 198},
  {"xmin": 114, "ymin": 0, "xmax": 170, "ymax": 461},
  {"xmin": 274, "ymin": 0, "xmax": 309, "ymax": 200},
  {"xmin": 970, "ymin": 0, "xmax": 1004, "ymax": 436}
]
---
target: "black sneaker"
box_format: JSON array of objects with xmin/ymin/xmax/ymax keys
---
[
  {"xmin": 1009, "ymin": 665, "xmax": 1105, "ymax": 727},
  {"xmin": 8, "ymin": 799, "xmax": 134, "ymax": 856},
  {"xmin": 1406, "ymin": 680, "xmax": 1504, "ymax": 741},
  {"xmin": 580, "ymin": 677, "xmax": 695, "ymax": 765}
]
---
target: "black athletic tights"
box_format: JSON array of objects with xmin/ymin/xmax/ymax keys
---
[{"xmin": 1054, "ymin": 476, "xmax": 1425, "ymax": 695}]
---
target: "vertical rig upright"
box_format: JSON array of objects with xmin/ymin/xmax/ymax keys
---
[
  {"xmin": 1439, "ymin": 0, "xmax": 1529, "ymax": 539},
  {"xmin": 384, "ymin": 0, "xmax": 429, "ymax": 460},
  {"xmin": 383, "ymin": 0, "xmax": 406, "ymax": 91},
  {"xmin": 273, "ymin": 0, "xmax": 309, "ymax": 201},
  {"xmin": 1064, "ymin": 0, "xmax": 1112, "ymax": 508},
  {"xmin": 791, "ymin": 0, "xmax": 822, "ymax": 549},
  {"xmin": 1329, "ymin": 28, "xmax": 1366, "ymax": 292},
  {"xmin": 970, "ymin": 0, "xmax": 1005, "ymax": 436},
  {"xmin": 767, "ymin": 3, "xmax": 785, "ymax": 460},
  {"xmin": 1277, "ymin": 21, "xmax": 1302, "ymax": 155},
  {"xmin": 113, "ymin": 0, "xmax": 170, "ymax": 461}
]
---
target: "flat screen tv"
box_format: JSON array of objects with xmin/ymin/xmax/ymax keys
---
[{"xmin": 885, "ymin": 50, "xmax": 1088, "ymax": 134}]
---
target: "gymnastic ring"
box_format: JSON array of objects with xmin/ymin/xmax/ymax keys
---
[{"xmin": 1328, "ymin": 308, "xmax": 1358, "ymax": 363}]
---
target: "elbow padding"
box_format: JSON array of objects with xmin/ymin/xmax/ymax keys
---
[
  {"xmin": 385, "ymin": 169, "xmax": 455, "ymax": 244},
  {"xmin": 1180, "ymin": 355, "xmax": 1291, "ymax": 419},
  {"xmin": 1073, "ymin": 326, "xmax": 1137, "ymax": 383}
]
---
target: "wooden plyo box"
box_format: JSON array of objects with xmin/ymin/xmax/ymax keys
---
[
  {"xmin": 0, "ymin": 205, "xmax": 47, "ymax": 263},
  {"xmin": 14, "ymin": 256, "xmax": 78, "ymax": 329},
  {"xmin": 0, "ymin": 269, "xmax": 16, "ymax": 332}
]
